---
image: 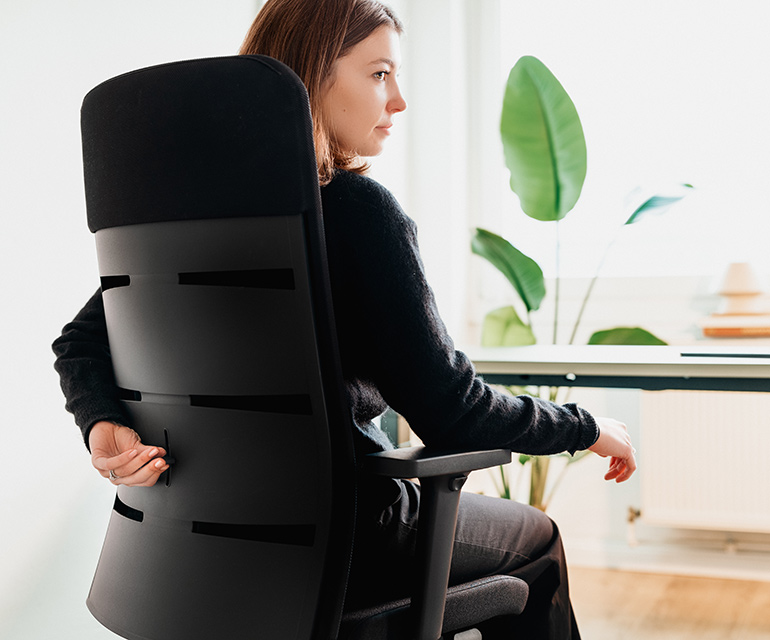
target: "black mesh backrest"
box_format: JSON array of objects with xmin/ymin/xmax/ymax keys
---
[{"xmin": 82, "ymin": 56, "xmax": 356, "ymax": 640}]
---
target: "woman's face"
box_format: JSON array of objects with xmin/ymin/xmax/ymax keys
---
[{"xmin": 321, "ymin": 26, "xmax": 407, "ymax": 158}]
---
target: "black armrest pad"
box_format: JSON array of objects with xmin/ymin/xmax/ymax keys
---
[{"xmin": 365, "ymin": 446, "xmax": 511, "ymax": 479}]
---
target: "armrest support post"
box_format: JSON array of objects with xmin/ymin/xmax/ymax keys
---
[{"xmin": 411, "ymin": 473, "xmax": 466, "ymax": 640}]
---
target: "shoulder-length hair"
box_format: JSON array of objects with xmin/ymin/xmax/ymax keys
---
[{"xmin": 239, "ymin": 0, "xmax": 403, "ymax": 185}]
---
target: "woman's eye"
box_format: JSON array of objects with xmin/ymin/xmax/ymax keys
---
[{"xmin": 373, "ymin": 70, "xmax": 389, "ymax": 81}]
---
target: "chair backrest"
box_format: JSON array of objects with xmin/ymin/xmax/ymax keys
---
[{"xmin": 81, "ymin": 56, "xmax": 356, "ymax": 640}]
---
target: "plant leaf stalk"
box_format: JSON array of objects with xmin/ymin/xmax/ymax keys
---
[
  {"xmin": 553, "ymin": 220, "xmax": 560, "ymax": 345},
  {"xmin": 567, "ymin": 231, "xmax": 619, "ymax": 345}
]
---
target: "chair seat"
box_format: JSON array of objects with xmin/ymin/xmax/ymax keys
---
[{"xmin": 340, "ymin": 575, "xmax": 529, "ymax": 639}]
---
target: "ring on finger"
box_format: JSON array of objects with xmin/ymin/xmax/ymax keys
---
[{"xmin": 109, "ymin": 469, "xmax": 120, "ymax": 480}]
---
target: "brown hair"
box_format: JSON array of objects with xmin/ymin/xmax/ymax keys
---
[{"xmin": 239, "ymin": 0, "xmax": 403, "ymax": 184}]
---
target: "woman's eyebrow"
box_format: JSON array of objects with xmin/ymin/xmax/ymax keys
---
[{"xmin": 368, "ymin": 57, "xmax": 396, "ymax": 68}]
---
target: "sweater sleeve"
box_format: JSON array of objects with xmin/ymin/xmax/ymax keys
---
[
  {"xmin": 323, "ymin": 174, "xmax": 598, "ymax": 456},
  {"xmin": 52, "ymin": 289, "xmax": 131, "ymax": 448}
]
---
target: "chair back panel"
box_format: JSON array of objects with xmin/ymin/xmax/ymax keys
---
[
  {"xmin": 114, "ymin": 403, "xmax": 321, "ymax": 523},
  {"xmin": 96, "ymin": 217, "xmax": 317, "ymax": 396}
]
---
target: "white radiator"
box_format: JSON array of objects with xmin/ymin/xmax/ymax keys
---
[{"xmin": 640, "ymin": 390, "xmax": 770, "ymax": 533}]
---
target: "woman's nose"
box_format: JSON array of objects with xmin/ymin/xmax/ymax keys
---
[{"xmin": 389, "ymin": 82, "xmax": 407, "ymax": 113}]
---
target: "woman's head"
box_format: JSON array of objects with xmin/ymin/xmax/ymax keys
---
[{"xmin": 239, "ymin": 0, "xmax": 405, "ymax": 183}]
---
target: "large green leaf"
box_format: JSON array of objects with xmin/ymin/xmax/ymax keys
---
[
  {"xmin": 472, "ymin": 228, "xmax": 546, "ymax": 313},
  {"xmin": 481, "ymin": 306, "xmax": 537, "ymax": 347},
  {"xmin": 625, "ymin": 184, "xmax": 694, "ymax": 225},
  {"xmin": 588, "ymin": 327, "xmax": 667, "ymax": 345},
  {"xmin": 501, "ymin": 56, "xmax": 587, "ymax": 222}
]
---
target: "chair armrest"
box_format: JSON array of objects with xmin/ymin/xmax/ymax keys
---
[
  {"xmin": 363, "ymin": 446, "xmax": 512, "ymax": 640},
  {"xmin": 365, "ymin": 446, "xmax": 511, "ymax": 479}
]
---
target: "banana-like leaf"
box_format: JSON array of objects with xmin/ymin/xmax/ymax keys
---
[
  {"xmin": 481, "ymin": 306, "xmax": 537, "ymax": 347},
  {"xmin": 588, "ymin": 327, "xmax": 667, "ymax": 345},
  {"xmin": 501, "ymin": 56, "xmax": 587, "ymax": 222},
  {"xmin": 472, "ymin": 228, "xmax": 546, "ymax": 313},
  {"xmin": 625, "ymin": 184, "xmax": 694, "ymax": 225}
]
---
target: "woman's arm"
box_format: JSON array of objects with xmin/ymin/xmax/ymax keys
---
[
  {"xmin": 52, "ymin": 289, "xmax": 130, "ymax": 447},
  {"xmin": 322, "ymin": 173, "xmax": 604, "ymax": 458},
  {"xmin": 53, "ymin": 290, "xmax": 168, "ymax": 486}
]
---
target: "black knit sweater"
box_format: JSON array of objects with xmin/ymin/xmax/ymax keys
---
[{"xmin": 53, "ymin": 170, "xmax": 598, "ymax": 466}]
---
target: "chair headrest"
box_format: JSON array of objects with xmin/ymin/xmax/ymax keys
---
[{"xmin": 81, "ymin": 55, "xmax": 319, "ymax": 232}]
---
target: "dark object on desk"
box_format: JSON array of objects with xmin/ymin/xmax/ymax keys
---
[
  {"xmin": 81, "ymin": 56, "xmax": 526, "ymax": 640},
  {"xmin": 680, "ymin": 352, "xmax": 770, "ymax": 359}
]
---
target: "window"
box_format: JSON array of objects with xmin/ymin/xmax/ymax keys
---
[
  {"xmin": 495, "ymin": 0, "xmax": 770, "ymax": 279},
  {"xmin": 368, "ymin": 1, "xmax": 770, "ymax": 341}
]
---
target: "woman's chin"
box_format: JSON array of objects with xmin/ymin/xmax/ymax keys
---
[{"xmin": 357, "ymin": 145, "xmax": 385, "ymax": 159}]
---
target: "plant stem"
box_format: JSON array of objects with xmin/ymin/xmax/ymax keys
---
[
  {"xmin": 548, "ymin": 386, "xmax": 559, "ymax": 403},
  {"xmin": 512, "ymin": 461, "xmax": 525, "ymax": 501},
  {"xmin": 553, "ymin": 221, "xmax": 561, "ymax": 345},
  {"xmin": 499, "ymin": 464, "xmax": 510, "ymax": 500},
  {"xmin": 567, "ymin": 232, "xmax": 619, "ymax": 345},
  {"xmin": 544, "ymin": 459, "xmax": 570, "ymax": 511},
  {"xmin": 529, "ymin": 456, "xmax": 551, "ymax": 510}
]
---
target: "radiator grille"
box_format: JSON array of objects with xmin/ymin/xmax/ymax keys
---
[{"xmin": 640, "ymin": 390, "xmax": 770, "ymax": 532}]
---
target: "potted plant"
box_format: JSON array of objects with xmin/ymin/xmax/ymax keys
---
[{"xmin": 473, "ymin": 55, "xmax": 691, "ymax": 510}]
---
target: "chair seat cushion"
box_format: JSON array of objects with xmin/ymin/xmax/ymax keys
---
[{"xmin": 340, "ymin": 575, "xmax": 529, "ymax": 639}]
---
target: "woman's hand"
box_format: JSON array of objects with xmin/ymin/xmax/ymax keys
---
[
  {"xmin": 89, "ymin": 421, "xmax": 169, "ymax": 487},
  {"xmin": 588, "ymin": 417, "xmax": 637, "ymax": 483}
]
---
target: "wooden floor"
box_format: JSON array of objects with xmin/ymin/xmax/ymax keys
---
[{"xmin": 569, "ymin": 567, "xmax": 770, "ymax": 639}]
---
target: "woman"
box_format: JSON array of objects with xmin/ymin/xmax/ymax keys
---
[{"xmin": 53, "ymin": 1, "xmax": 636, "ymax": 637}]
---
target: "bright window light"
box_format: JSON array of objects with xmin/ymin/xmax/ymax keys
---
[{"xmin": 495, "ymin": 0, "xmax": 770, "ymax": 278}]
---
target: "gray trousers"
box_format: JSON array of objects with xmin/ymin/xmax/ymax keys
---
[{"xmin": 347, "ymin": 479, "xmax": 580, "ymax": 639}]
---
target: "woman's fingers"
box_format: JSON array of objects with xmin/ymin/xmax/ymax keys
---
[
  {"xmin": 98, "ymin": 446, "xmax": 168, "ymax": 485},
  {"xmin": 617, "ymin": 455, "xmax": 637, "ymax": 482},
  {"xmin": 92, "ymin": 447, "xmax": 139, "ymax": 478},
  {"xmin": 109, "ymin": 456, "xmax": 170, "ymax": 487},
  {"xmin": 603, "ymin": 454, "xmax": 637, "ymax": 483},
  {"xmin": 604, "ymin": 457, "xmax": 623, "ymax": 481}
]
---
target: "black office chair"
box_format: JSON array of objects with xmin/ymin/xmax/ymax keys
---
[{"xmin": 81, "ymin": 55, "xmax": 528, "ymax": 640}]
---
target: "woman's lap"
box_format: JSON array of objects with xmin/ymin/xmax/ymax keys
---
[{"xmin": 448, "ymin": 490, "xmax": 557, "ymax": 586}]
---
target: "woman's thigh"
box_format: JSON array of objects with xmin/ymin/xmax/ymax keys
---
[
  {"xmin": 448, "ymin": 490, "xmax": 558, "ymax": 586},
  {"xmin": 349, "ymin": 480, "xmax": 558, "ymax": 602}
]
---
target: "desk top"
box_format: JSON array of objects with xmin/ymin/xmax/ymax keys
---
[{"xmin": 466, "ymin": 345, "xmax": 770, "ymax": 392}]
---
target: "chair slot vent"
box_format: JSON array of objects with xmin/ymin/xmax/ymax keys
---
[
  {"xmin": 178, "ymin": 268, "xmax": 295, "ymax": 290},
  {"xmin": 101, "ymin": 275, "xmax": 131, "ymax": 291},
  {"xmin": 117, "ymin": 387, "xmax": 142, "ymax": 402},
  {"xmin": 191, "ymin": 522, "xmax": 315, "ymax": 547},
  {"xmin": 114, "ymin": 496, "xmax": 144, "ymax": 523},
  {"xmin": 190, "ymin": 394, "xmax": 312, "ymax": 415}
]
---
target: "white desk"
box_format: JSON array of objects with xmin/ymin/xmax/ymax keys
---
[{"xmin": 467, "ymin": 345, "xmax": 770, "ymax": 393}]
